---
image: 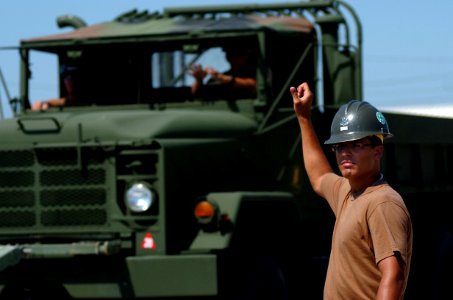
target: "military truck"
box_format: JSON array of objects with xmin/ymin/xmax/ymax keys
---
[{"xmin": 0, "ymin": 0, "xmax": 451, "ymax": 299}]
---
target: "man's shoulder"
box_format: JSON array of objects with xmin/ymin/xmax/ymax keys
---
[
  {"xmin": 322, "ymin": 173, "xmax": 347, "ymax": 187},
  {"xmin": 320, "ymin": 173, "xmax": 349, "ymax": 195},
  {"xmin": 372, "ymin": 183, "xmax": 403, "ymax": 200},
  {"xmin": 368, "ymin": 183, "xmax": 409, "ymax": 212}
]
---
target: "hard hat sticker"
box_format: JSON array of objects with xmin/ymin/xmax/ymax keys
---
[
  {"xmin": 339, "ymin": 115, "xmax": 353, "ymax": 131},
  {"xmin": 340, "ymin": 115, "xmax": 353, "ymax": 127},
  {"xmin": 376, "ymin": 112, "xmax": 386, "ymax": 125}
]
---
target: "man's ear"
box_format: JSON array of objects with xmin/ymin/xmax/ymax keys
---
[{"xmin": 374, "ymin": 145, "xmax": 384, "ymax": 159}]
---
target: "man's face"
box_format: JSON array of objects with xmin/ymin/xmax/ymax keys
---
[
  {"xmin": 332, "ymin": 138, "xmax": 383, "ymax": 180},
  {"xmin": 225, "ymin": 50, "xmax": 249, "ymax": 70}
]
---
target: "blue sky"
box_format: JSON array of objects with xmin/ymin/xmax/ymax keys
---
[{"xmin": 1, "ymin": 0, "xmax": 453, "ymax": 118}]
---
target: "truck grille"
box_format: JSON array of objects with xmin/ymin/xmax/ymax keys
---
[{"xmin": 0, "ymin": 148, "xmax": 111, "ymax": 232}]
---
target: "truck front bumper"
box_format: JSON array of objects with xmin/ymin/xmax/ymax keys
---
[{"xmin": 64, "ymin": 254, "xmax": 218, "ymax": 298}]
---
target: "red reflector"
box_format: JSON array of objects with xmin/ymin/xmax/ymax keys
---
[{"xmin": 141, "ymin": 232, "xmax": 156, "ymax": 250}]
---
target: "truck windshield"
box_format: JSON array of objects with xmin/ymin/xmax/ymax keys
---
[{"xmin": 27, "ymin": 44, "xmax": 258, "ymax": 110}]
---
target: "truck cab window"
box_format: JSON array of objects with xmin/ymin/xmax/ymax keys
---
[{"xmin": 150, "ymin": 46, "xmax": 257, "ymax": 103}]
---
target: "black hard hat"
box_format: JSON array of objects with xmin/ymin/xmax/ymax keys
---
[{"xmin": 324, "ymin": 100, "xmax": 393, "ymax": 145}]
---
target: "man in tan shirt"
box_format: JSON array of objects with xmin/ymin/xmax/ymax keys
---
[{"xmin": 290, "ymin": 82, "xmax": 412, "ymax": 299}]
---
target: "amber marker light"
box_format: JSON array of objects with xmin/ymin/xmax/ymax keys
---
[{"xmin": 194, "ymin": 200, "xmax": 216, "ymax": 224}]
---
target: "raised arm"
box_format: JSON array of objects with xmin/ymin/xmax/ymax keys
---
[{"xmin": 290, "ymin": 82, "xmax": 333, "ymax": 195}]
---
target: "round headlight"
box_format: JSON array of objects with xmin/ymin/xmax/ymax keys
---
[{"xmin": 126, "ymin": 182, "xmax": 153, "ymax": 213}]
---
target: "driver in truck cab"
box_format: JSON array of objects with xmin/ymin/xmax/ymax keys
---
[
  {"xmin": 31, "ymin": 63, "xmax": 79, "ymax": 111},
  {"xmin": 187, "ymin": 46, "xmax": 257, "ymax": 101}
]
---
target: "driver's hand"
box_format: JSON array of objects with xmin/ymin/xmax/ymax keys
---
[{"xmin": 31, "ymin": 100, "xmax": 49, "ymax": 111}]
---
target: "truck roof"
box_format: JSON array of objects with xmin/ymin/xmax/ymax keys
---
[{"xmin": 21, "ymin": 13, "xmax": 314, "ymax": 48}]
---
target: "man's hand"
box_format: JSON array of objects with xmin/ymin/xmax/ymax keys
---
[
  {"xmin": 204, "ymin": 67, "xmax": 221, "ymax": 80},
  {"xmin": 290, "ymin": 82, "xmax": 332, "ymax": 194},
  {"xmin": 290, "ymin": 82, "xmax": 313, "ymax": 120},
  {"xmin": 31, "ymin": 100, "xmax": 49, "ymax": 111},
  {"xmin": 187, "ymin": 64, "xmax": 208, "ymax": 82}
]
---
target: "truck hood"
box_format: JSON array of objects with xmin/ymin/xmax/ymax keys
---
[{"xmin": 7, "ymin": 109, "xmax": 258, "ymax": 146}]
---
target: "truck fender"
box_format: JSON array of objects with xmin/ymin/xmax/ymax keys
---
[{"xmin": 190, "ymin": 191, "xmax": 301, "ymax": 253}]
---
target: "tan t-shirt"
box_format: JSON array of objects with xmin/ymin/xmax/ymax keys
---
[{"xmin": 320, "ymin": 173, "xmax": 412, "ymax": 300}]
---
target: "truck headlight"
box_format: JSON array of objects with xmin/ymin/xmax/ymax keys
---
[{"xmin": 125, "ymin": 182, "xmax": 154, "ymax": 213}]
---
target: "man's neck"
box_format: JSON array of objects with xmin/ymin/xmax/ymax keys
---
[{"xmin": 349, "ymin": 172, "xmax": 382, "ymax": 194}]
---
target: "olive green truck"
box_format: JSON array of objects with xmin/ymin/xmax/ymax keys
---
[{"xmin": 0, "ymin": 1, "xmax": 451, "ymax": 299}]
